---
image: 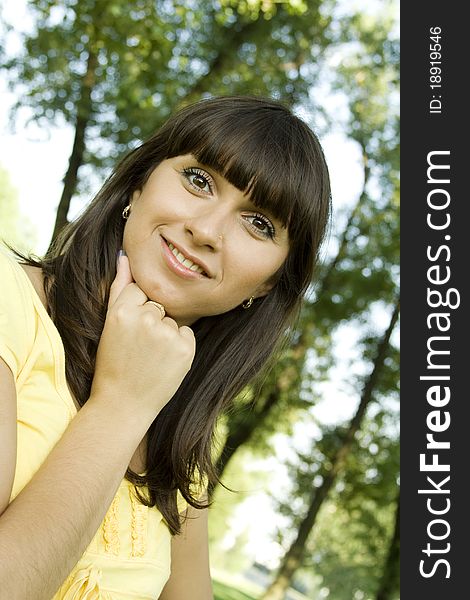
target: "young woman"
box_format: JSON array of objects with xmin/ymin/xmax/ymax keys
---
[{"xmin": 0, "ymin": 96, "xmax": 331, "ymax": 599}]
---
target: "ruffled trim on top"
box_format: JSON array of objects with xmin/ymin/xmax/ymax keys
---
[
  {"xmin": 129, "ymin": 487, "xmax": 148, "ymax": 557},
  {"xmin": 102, "ymin": 494, "xmax": 120, "ymax": 556},
  {"xmin": 60, "ymin": 566, "xmax": 113, "ymax": 599}
]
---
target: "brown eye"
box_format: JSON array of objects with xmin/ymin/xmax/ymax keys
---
[
  {"xmin": 252, "ymin": 217, "xmax": 267, "ymax": 231},
  {"xmin": 245, "ymin": 213, "xmax": 276, "ymax": 239},
  {"xmin": 181, "ymin": 167, "xmax": 214, "ymax": 194},
  {"xmin": 193, "ymin": 175, "xmax": 207, "ymax": 189}
]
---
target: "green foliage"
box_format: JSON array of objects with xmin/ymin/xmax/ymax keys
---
[
  {"xmin": 213, "ymin": 579, "xmax": 256, "ymax": 600},
  {"xmin": 1, "ymin": 0, "xmax": 336, "ymax": 183},
  {"xmin": 209, "ymin": 446, "xmax": 274, "ymax": 572},
  {"xmin": 0, "ymin": 165, "xmax": 37, "ymax": 252},
  {"xmin": 272, "ymin": 410, "xmax": 399, "ymax": 599},
  {"xmin": 1, "ymin": 1, "xmax": 400, "ymax": 595},
  {"xmin": 215, "ymin": 29, "xmax": 400, "ymax": 600},
  {"xmin": 307, "ymin": 497, "xmax": 397, "ymax": 599}
]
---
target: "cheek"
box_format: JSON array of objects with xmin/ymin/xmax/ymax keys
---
[
  {"xmin": 254, "ymin": 245, "xmax": 288, "ymax": 274},
  {"xmin": 230, "ymin": 250, "xmax": 286, "ymax": 289},
  {"xmin": 123, "ymin": 202, "xmax": 157, "ymax": 241}
]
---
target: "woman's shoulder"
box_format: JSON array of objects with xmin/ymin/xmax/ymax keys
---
[
  {"xmin": 0, "ymin": 247, "xmax": 37, "ymax": 377},
  {"xmin": 0, "ymin": 245, "xmax": 18, "ymax": 274},
  {"xmin": 0, "ymin": 247, "xmax": 45, "ymax": 305},
  {"xmin": 18, "ymin": 263, "xmax": 47, "ymax": 308},
  {"xmin": 0, "ymin": 247, "xmax": 29, "ymax": 300}
]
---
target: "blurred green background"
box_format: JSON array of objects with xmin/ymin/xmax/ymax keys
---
[{"xmin": 0, "ymin": 1, "xmax": 399, "ymax": 598}]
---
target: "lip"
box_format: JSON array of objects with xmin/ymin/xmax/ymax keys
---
[{"xmin": 160, "ymin": 236, "xmax": 212, "ymax": 280}]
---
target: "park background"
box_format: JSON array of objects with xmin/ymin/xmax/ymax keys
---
[{"xmin": 0, "ymin": 1, "xmax": 399, "ymax": 599}]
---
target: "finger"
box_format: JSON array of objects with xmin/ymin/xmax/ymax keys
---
[
  {"xmin": 161, "ymin": 316, "xmax": 179, "ymax": 330},
  {"xmin": 179, "ymin": 325, "xmax": 196, "ymax": 356},
  {"xmin": 113, "ymin": 281, "xmax": 149, "ymax": 307},
  {"xmin": 108, "ymin": 255, "xmax": 134, "ymax": 308},
  {"xmin": 143, "ymin": 301, "xmax": 166, "ymax": 319},
  {"xmin": 179, "ymin": 325, "xmax": 195, "ymax": 341}
]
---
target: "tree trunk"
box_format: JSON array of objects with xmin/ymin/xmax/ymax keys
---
[
  {"xmin": 376, "ymin": 497, "xmax": 400, "ymax": 600},
  {"xmin": 49, "ymin": 51, "xmax": 97, "ymax": 247},
  {"xmin": 259, "ymin": 297, "xmax": 400, "ymax": 600}
]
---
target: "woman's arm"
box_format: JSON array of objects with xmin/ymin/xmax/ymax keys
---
[
  {"xmin": 159, "ymin": 495, "xmax": 214, "ymax": 600},
  {"xmin": 0, "ymin": 256, "xmax": 196, "ymax": 599},
  {"xmin": 0, "ymin": 359, "xmax": 17, "ymax": 516},
  {"xmin": 0, "ymin": 371, "xmax": 154, "ymax": 600}
]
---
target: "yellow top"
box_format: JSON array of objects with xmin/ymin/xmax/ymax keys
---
[{"xmin": 0, "ymin": 248, "xmax": 186, "ymax": 599}]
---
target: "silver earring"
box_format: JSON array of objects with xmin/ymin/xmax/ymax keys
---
[
  {"xmin": 122, "ymin": 204, "xmax": 131, "ymax": 220},
  {"xmin": 242, "ymin": 296, "xmax": 254, "ymax": 309}
]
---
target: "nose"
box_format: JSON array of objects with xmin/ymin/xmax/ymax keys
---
[{"xmin": 184, "ymin": 208, "xmax": 227, "ymax": 250}]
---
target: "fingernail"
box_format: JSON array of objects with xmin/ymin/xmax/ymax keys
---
[{"xmin": 116, "ymin": 249, "xmax": 126, "ymax": 269}]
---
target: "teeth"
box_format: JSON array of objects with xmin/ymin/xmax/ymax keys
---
[{"xmin": 167, "ymin": 241, "xmax": 205, "ymax": 275}]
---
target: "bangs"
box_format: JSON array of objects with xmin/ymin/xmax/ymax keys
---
[{"xmin": 163, "ymin": 98, "xmax": 322, "ymax": 236}]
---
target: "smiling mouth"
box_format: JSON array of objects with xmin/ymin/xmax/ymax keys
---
[{"xmin": 164, "ymin": 239, "xmax": 208, "ymax": 276}]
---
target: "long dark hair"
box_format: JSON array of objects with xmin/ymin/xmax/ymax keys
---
[{"xmin": 19, "ymin": 96, "xmax": 331, "ymax": 534}]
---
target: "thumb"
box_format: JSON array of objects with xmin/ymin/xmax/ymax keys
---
[{"xmin": 108, "ymin": 253, "xmax": 134, "ymax": 309}]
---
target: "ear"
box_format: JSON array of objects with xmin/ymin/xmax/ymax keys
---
[{"xmin": 131, "ymin": 189, "xmax": 141, "ymax": 203}]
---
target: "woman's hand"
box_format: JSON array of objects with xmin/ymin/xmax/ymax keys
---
[{"xmin": 90, "ymin": 255, "xmax": 195, "ymax": 422}]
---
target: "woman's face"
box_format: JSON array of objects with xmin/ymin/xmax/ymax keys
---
[{"xmin": 123, "ymin": 154, "xmax": 290, "ymax": 326}]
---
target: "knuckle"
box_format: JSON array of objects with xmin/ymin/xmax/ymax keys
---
[
  {"xmin": 180, "ymin": 340, "xmax": 195, "ymax": 361},
  {"xmin": 111, "ymin": 304, "xmax": 128, "ymax": 322},
  {"xmin": 141, "ymin": 311, "xmax": 158, "ymax": 328},
  {"xmin": 162, "ymin": 316, "xmax": 178, "ymax": 328},
  {"xmin": 157, "ymin": 329, "xmax": 173, "ymax": 344}
]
